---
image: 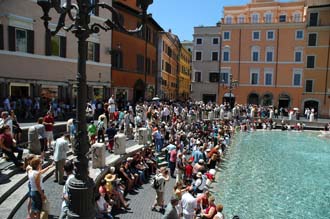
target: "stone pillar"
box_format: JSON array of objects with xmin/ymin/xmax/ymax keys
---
[
  {"xmin": 91, "ymin": 142, "xmax": 106, "ymax": 168},
  {"xmin": 28, "ymin": 126, "xmax": 41, "ymax": 155},
  {"xmin": 114, "ymin": 133, "xmax": 126, "ymax": 155},
  {"xmin": 138, "ymin": 128, "xmax": 147, "ymax": 145}
]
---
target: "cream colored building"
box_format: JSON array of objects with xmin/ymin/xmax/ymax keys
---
[{"xmin": 0, "ymin": 0, "xmax": 112, "ymax": 110}]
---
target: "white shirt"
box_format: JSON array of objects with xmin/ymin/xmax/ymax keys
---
[
  {"xmin": 54, "ymin": 137, "xmax": 69, "ymax": 161},
  {"xmin": 61, "ymin": 174, "xmax": 75, "ymax": 209},
  {"xmin": 181, "ymin": 192, "xmax": 197, "ymax": 216},
  {"xmin": 97, "ymin": 195, "xmax": 108, "ymax": 211},
  {"xmin": 155, "ymin": 174, "xmax": 166, "ymax": 192}
]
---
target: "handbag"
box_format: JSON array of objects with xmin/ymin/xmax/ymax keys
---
[{"xmin": 42, "ymin": 198, "xmax": 50, "ymax": 212}]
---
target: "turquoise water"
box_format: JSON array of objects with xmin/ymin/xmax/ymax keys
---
[{"xmin": 214, "ymin": 131, "xmax": 330, "ymax": 219}]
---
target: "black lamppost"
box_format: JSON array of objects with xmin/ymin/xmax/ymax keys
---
[
  {"xmin": 37, "ymin": 0, "xmax": 152, "ymax": 218},
  {"xmin": 228, "ymin": 74, "xmax": 238, "ymax": 109}
]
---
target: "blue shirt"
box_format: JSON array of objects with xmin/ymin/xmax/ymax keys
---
[{"xmin": 192, "ymin": 150, "xmax": 203, "ymax": 163}]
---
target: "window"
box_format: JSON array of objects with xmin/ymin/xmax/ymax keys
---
[
  {"xmin": 309, "ymin": 13, "xmax": 318, "ymax": 26},
  {"xmin": 196, "ymin": 38, "xmax": 202, "ymax": 45},
  {"xmin": 265, "ymin": 72, "xmax": 273, "ymax": 85},
  {"xmin": 305, "ymin": 80, "xmax": 313, "ymax": 92},
  {"xmin": 267, "ymin": 31, "xmax": 274, "ymax": 40},
  {"xmin": 8, "ymin": 26, "xmax": 34, "ymax": 53},
  {"xmin": 136, "ymin": 54, "xmax": 144, "ymax": 73},
  {"xmin": 165, "ymin": 62, "xmax": 171, "ymax": 73},
  {"xmin": 223, "ymin": 49, "xmax": 230, "ymax": 62},
  {"xmin": 220, "ymin": 72, "xmax": 229, "ymax": 84},
  {"xmin": 251, "ymin": 46, "xmax": 260, "ymax": 62},
  {"xmin": 238, "ymin": 16, "xmax": 245, "ymax": 24},
  {"xmin": 307, "ymin": 56, "xmax": 315, "ymax": 68},
  {"xmin": 111, "ymin": 50, "xmax": 123, "ymax": 69},
  {"xmin": 308, "ymin": 33, "xmax": 317, "ymax": 46},
  {"xmin": 167, "ymin": 47, "xmax": 172, "ymax": 57},
  {"xmin": 195, "ymin": 51, "xmax": 202, "ymax": 61},
  {"xmin": 266, "ymin": 47, "xmax": 274, "ymax": 62},
  {"xmin": 293, "ymin": 13, "xmax": 301, "ymax": 22},
  {"xmin": 225, "ymin": 16, "xmax": 232, "ymax": 24},
  {"xmin": 223, "ymin": 31, "xmax": 230, "ymax": 40},
  {"xmin": 279, "ymin": 15, "xmax": 286, "ymax": 22},
  {"xmin": 251, "ymin": 72, "xmax": 259, "ymax": 85},
  {"xmin": 87, "ymin": 42, "xmax": 100, "ymax": 62},
  {"xmin": 296, "ymin": 30, "xmax": 304, "ymax": 40},
  {"xmin": 252, "ymin": 14, "xmax": 259, "ymax": 23},
  {"xmin": 265, "ymin": 13, "xmax": 272, "ymax": 23},
  {"xmin": 213, "ymin": 38, "xmax": 219, "ymax": 44},
  {"xmin": 50, "ymin": 35, "xmax": 66, "ymax": 57},
  {"xmin": 209, "ymin": 72, "xmax": 219, "ymax": 83},
  {"xmin": 295, "ymin": 50, "xmax": 302, "ymax": 62},
  {"xmin": 252, "ymin": 31, "xmax": 260, "ymax": 40},
  {"xmin": 195, "ymin": 72, "xmax": 201, "ymax": 82},
  {"xmin": 15, "ymin": 28, "xmax": 27, "ymax": 52},
  {"xmin": 212, "ymin": 52, "xmax": 218, "ymax": 61},
  {"xmin": 293, "ymin": 70, "xmax": 302, "ymax": 86}
]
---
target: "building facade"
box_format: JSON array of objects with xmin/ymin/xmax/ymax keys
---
[
  {"xmin": 111, "ymin": 0, "xmax": 162, "ymax": 106},
  {"xmin": 157, "ymin": 31, "xmax": 180, "ymax": 100},
  {"xmin": 178, "ymin": 44, "xmax": 192, "ymax": 101},
  {"xmin": 220, "ymin": 0, "xmax": 306, "ymax": 110},
  {"xmin": 0, "ymin": 0, "xmax": 112, "ymax": 111},
  {"xmin": 303, "ymin": 2, "xmax": 330, "ymax": 117},
  {"xmin": 191, "ymin": 25, "xmax": 221, "ymax": 103}
]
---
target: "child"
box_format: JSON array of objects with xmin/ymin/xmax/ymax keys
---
[{"xmin": 87, "ymin": 121, "xmax": 97, "ymax": 144}]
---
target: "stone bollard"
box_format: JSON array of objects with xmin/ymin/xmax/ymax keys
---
[
  {"xmin": 28, "ymin": 126, "xmax": 41, "ymax": 155},
  {"xmin": 92, "ymin": 142, "xmax": 106, "ymax": 168},
  {"xmin": 138, "ymin": 128, "xmax": 147, "ymax": 145},
  {"xmin": 208, "ymin": 111, "xmax": 214, "ymax": 120},
  {"xmin": 114, "ymin": 133, "xmax": 126, "ymax": 155}
]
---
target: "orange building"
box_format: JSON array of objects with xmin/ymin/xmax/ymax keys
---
[
  {"xmin": 178, "ymin": 45, "xmax": 192, "ymax": 101},
  {"xmin": 220, "ymin": 0, "xmax": 306, "ymax": 110},
  {"xmin": 111, "ymin": 0, "xmax": 162, "ymax": 106},
  {"xmin": 157, "ymin": 31, "xmax": 180, "ymax": 100},
  {"xmin": 303, "ymin": 2, "xmax": 330, "ymax": 117}
]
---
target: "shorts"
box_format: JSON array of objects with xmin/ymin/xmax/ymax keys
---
[
  {"xmin": 156, "ymin": 191, "xmax": 164, "ymax": 205},
  {"xmin": 30, "ymin": 191, "xmax": 42, "ymax": 212},
  {"xmin": 45, "ymin": 131, "xmax": 53, "ymax": 141}
]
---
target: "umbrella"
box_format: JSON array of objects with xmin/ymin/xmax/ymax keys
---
[{"xmin": 152, "ymin": 96, "xmax": 160, "ymax": 101}]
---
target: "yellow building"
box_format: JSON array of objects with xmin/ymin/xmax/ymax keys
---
[
  {"xmin": 303, "ymin": 2, "xmax": 330, "ymax": 117},
  {"xmin": 158, "ymin": 31, "xmax": 180, "ymax": 100},
  {"xmin": 178, "ymin": 45, "xmax": 192, "ymax": 101},
  {"xmin": 220, "ymin": 0, "xmax": 306, "ymax": 109}
]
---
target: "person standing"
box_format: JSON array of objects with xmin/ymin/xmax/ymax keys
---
[
  {"xmin": 106, "ymin": 123, "xmax": 117, "ymax": 152},
  {"xmin": 176, "ymin": 152, "xmax": 185, "ymax": 183},
  {"xmin": 43, "ymin": 111, "xmax": 54, "ymax": 150},
  {"xmin": 151, "ymin": 167, "xmax": 170, "ymax": 213},
  {"xmin": 53, "ymin": 133, "xmax": 70, "ymax": 185},
  {"xmin": 35, "ymin": 117, "xmax": 47, "ymax": 160},
  {"xmin": 97, "ymin": 117, "xmax": 105, "ymax": 143},
  {"xmin": 169, "ymin": 147, "xmax": 177, "ymax": 178},
  {"xmin": 59, "ymin": 161, "xmax": 74, "ymax": 219},
  {"xmin": 181, "ymin": 186, "xmax": 197, "ymax": 219},
  {"xmin": 162, "ymin": 196, "xmax": 180, "ymax": 219},
  {"xmin": 108, "ymin": 95, "xmax": 116, "ymax": 121}
]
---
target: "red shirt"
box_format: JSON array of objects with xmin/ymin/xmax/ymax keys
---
[
  {"xmin": 0, "ymin": 133, "xmax": 13, "ymax": 148},
  {"xmin": 43, "ymin": 115, "xmax": 54, "ymax": 132},
  {"xmin": 185, "ymin": 164, "xmax": 193, "ymax": 178}
]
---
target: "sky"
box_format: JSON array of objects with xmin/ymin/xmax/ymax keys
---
[{"xmin": 148, "ymin": 0, "xmax": 250, "ymax": 41}]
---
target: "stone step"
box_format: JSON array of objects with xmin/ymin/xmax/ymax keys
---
[{"xmin": 157, "ymin": 161, "xmax": 168, "ymax": 168}]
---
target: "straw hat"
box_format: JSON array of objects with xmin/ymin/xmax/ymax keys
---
[{"xmin": 104, "ymin": 173, "xmax": 116, "ymax": 182}]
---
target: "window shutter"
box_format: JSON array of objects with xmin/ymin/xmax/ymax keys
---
[
  {"xmin": 95, "ymin": 0, "xmax": 99, "ymax": 16},
  {"xmin": 8, "ymin": 26, "xmax": 15, "ymax": 51},
  {"xmin": 0, "ymin": 25, "xmax": 3, "ymax": 50},
  {"xmin": 60, "ymin": 36, "xmax": 66, "ymax": 58},
  {"xmin": 45, "ymin": 31, "xmax": 51, "ymax": 56},
  {"xmin": 27, "ymin": 30, "xmax": 34, "ymax": 54},
  {"xmin": 94, "ymin": 43, "xmax": 100, "ymax": 62}
]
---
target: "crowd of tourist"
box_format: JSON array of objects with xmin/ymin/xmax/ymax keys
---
[{"xmin": 0, "ymin": 94, "xmax": 328, "ymax": 219}]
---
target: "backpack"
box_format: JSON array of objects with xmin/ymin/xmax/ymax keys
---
[{"xmin": 152, "ymin": 174, "xmax": 161, "ymax": 190}]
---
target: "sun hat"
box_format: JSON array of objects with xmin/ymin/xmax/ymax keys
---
[
  {"xmin": 198, "ymin": 159, "xmax": 205, "ymax": 164},
  {"xmin": 104, "ymin": 173, "xmax": 116, "ymax": 182},
  {"xmin": 196, "ymin": 172, "xmax": 202, "ymax": 178}
]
